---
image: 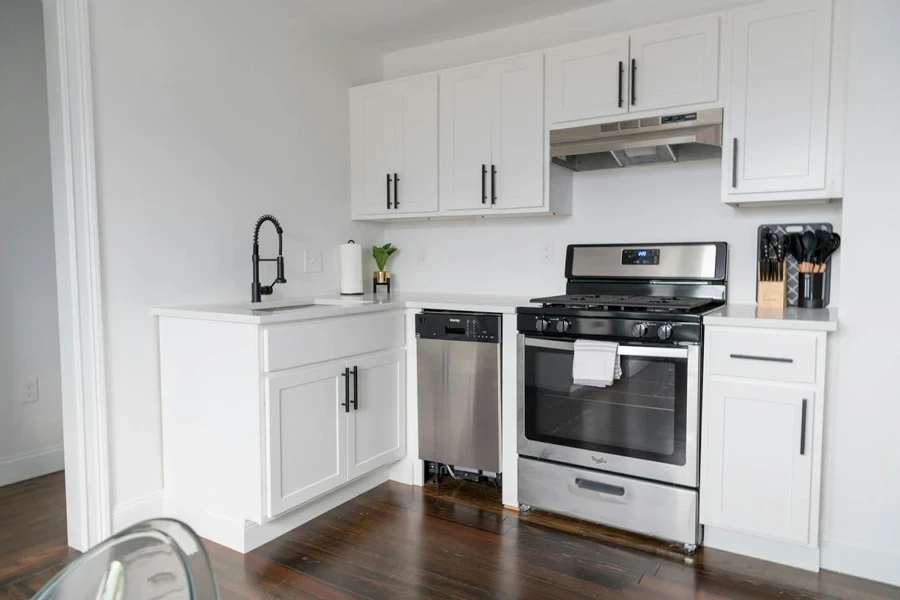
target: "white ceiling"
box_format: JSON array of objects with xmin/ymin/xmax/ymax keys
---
[{"xmin": 297, "ymin": 0, "xmax": 614, "ymax": 52}]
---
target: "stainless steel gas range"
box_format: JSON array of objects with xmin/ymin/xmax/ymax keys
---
[{"xmin": 516, "ymin": 242, "xmax": 728, "ymax": 550}]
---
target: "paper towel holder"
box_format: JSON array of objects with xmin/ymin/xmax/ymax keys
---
[{"xmin": 340, "ymin": 240, "xmax": 365, "ymax": 296}]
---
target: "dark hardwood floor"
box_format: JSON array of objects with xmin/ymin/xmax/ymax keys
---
[{"xmin": 2, "ymin": 473, "xmax": 898, "ymax": 599}]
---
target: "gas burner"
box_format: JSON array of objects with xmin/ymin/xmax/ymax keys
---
[{"xmin": 531, "ymin": 293, "xmax": 716, "ymax": 313}]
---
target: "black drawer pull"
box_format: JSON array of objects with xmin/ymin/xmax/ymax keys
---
[
  {"xmin": 630, "ymin": 58, "xmax": 636, "ymax": 105},
  {"xmin": 341, "ymin": 367, "xmax": 351, "ymax": 413},
  {"xmin": 386, "ymin": 173, "xmax": 392, "ymax": 209},
  {"xmin": 351, "ymin": 365, "xmax": 359, "ymax": 410},
  {"xmin": 481, "ymin": 164, "xmax": 487, "ymax": 204},
  {"xmin": 732, "ymin": 138, "xmax": 739, "ymax": 188},
  {"xmin": 393, "ymin": 173, "xmax": 399, "ymax": 209},
  {"xmin": 617, "ymin": 61, "xmax": 624, "ymax": 108},
  {"xmin": 575, "ymin": 478, "xmax": 625, "ymax": 497},
  {"xmin": 800, "ymin": 398, "xmax": 808, "ymax": 455},
  {"xmin": 729, "ymin": 353, "xmax": 794, "ymax": 364}
]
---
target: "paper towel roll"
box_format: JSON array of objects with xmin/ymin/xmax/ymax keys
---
[{"xmin": 340, "ymin": 241, "xmax": 363, "ymax": 295}]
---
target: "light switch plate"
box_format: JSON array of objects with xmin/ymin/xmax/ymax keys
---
[
  {"xmin": 417, "ymin": 247, "xmax": 428, "ymax": 266},
  {"xmin": 541, "ymin": 243, "xmax": 554, "ymax": 264},
  {"xmin": 305, "ymin": 249, "xmax": 322, "ymax": 273},
  {"xmin": 22, "ymin": 377, "xmax": 38, "ymax": 404}
]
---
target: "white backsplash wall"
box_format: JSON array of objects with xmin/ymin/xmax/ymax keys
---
[{"xmin": 384, "ymin": 159, "xmax": 842, "ymax": 304}]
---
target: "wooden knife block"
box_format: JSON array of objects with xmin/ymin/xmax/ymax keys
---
[{"xmin": 757, "ymin": 262, "xmax": 787, "ymax": 309}]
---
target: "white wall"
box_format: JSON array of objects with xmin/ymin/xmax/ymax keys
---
[
  {"xmin": 87, "ymin": 0, "xmax": 383, "ymax": 510},
  {"xmin": 385, "ymin": 160, "xmax": 841, "ymax": 303},
  {"xmin": 0, "ymin": 0, "xmax": 65, "ymax": 486},
  {"xmin": 818, "ymin": 0, "xmax": 900, "ymax": 587}
]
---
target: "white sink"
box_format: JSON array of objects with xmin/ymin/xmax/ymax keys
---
[{"xmin": 315, "ymin": 298, "xmax": 374, "ymax": 307}]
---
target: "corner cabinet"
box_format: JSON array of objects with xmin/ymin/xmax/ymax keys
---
[
  {"xmin": 158, "ymin": 311, "xmax": 407, "ymax": 552},
  {"xmin": 350, "ymin": 75, "xmax": 439, "ymax": 218},
  {"xmin": 722, "ymin": 0, "xmax": 846, "ymax": 204},
  {"xmin": 546, "ymin": 15, "xmax": 720, "ymax": 127},
  {"xmin": 700, "ymin": 325, "xmax": 829, "ymax": 569}
]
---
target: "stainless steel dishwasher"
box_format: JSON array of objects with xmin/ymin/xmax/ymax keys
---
[{"xmin": 416, "ymin": 311, "xmax": 501, "ymax": 475}]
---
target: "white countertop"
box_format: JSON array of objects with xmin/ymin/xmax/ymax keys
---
[
  {"xmin": 150, "ymin": 292, "xmax": 537, "ymax": 324},
  {"xmin": 703, "ymin": 304, "xmax": 838, "ymax": 332}
]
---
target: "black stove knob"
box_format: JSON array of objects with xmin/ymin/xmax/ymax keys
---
[
  {"xmin": 535, "ymin": 317, "xmax": 550, "ymax": 332},
  {"xmin": 556, "ymin": 319, "xmax": 571, "ymax": 333},
  {"xmin": 658, "ymin": 323, "xmax": 674, "ymax": 340},
  {"xmin": 632, "ymin": 323, "xmax": 649, "ymax": 338}
]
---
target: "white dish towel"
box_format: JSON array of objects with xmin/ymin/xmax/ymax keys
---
[{"xmin": 572, "ymin": 340, "xmax": 622, "ymax": 388}]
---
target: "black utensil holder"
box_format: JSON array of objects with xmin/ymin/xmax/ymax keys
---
[{"xmin": 799, "ymin": 273, "xmax": 826, "ymax": 309}]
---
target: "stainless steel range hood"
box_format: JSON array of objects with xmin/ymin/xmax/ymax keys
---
[{"xmin": 551, "ymin": 108, "xmax": 723, "ymax": 171}]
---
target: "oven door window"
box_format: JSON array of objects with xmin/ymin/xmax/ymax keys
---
[{"xmin": 524, "ymin": 340, "xmax": 687, "ymax": 465}]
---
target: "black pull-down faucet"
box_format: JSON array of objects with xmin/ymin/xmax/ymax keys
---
[{"xmin": 251, "ymin": 214, "xmax": 286, "ymax": 302}]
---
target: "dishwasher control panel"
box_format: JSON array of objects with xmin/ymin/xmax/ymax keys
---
[{"xmin": 415, "ymin": 312, "xmax": 501, "ymax": 343}]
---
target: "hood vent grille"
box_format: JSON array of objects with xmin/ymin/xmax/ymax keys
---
[{"xmin": 550, "ymin": 108, "xmax": 723, "ymax": 172}]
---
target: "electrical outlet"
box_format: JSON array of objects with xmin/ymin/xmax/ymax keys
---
[
  {"xmin": 22, "ymin": 377, "xmax": 38, "ymax": 404},
  {"xmin": 417, "ymin": 247, "xmax": 428, "ymax": 267},
  {"xmin": 541, "ymin": 242, "xmax": 555, "ymax": 264},
  {"xmin": 304, "ymin": 249, "xmax": 322, "ymax": 273}
]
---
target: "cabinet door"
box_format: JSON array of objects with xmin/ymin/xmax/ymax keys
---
[
  {"xmin": 347, "ymin": 349, "xmax": 405, "ymax": 480},
  {"xmin": 701, "ymin": 380, "xmax": 813, "ymax": 544},
  {"xmin": 395, "ymin": 76, "xmax": 438, "ymax": 214},
  {"xmin": 351, "ymin": 85, "xmax": 401, "ymax": 215},
  {"xmin": 440, "ymin": 64, "xmax": 496, "ymax": 211},
  {"xmin": 491, "ymin": 55, "xmax": 545, "ymax": 210},
  {"xmin": 726, "ymin": 0, "xmax": 832, "ymax": 194},
  {"xmin": 546, "ymin": 34, "xmax": 629, "ymax": 125},
  {"xmin": 629, "ymin": 17, "xmax": 719, "ymax": 112},
  {"xmin": 264, "ymin": 361, "xmax": 349, "ymax": 518}
]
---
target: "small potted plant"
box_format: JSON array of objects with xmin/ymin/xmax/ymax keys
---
[{"xmin": 372, "ymin": 243, "xmax": 398, "ymax": 293}]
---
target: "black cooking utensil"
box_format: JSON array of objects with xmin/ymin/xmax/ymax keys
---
[
  {"xmin": 814, "ymin": 230, "xmax": 831, "ymax": 264},
  {"xmin": 801, "ymin": 230, "xmax": 818, "ymax": 273},
  {"xmin": 816, "ymin": 232, "xmax": 841, "ymax": 272}
]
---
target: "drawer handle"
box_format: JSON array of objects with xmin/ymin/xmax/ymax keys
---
[
  {"xmin": 800, "ymin": 398, "xmax": 807, "ymax": 455},
  {"xmin": 341, "ymin": 367, "xmax": 351, "ymax": 413},
  {"xmin": 574, "ymin": 478, "xmax": 625, "ymax": 497},
  {"xmin": 729, "ymin": 353, "xmax": 794, "ymax": 364}
]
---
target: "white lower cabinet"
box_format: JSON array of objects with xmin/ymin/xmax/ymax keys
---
[
  {"xmin": 700, "ymin": 324, "xmax": 829, "ymax": 568},
  {"xmin": 265, "ymin": 348, "xmax": 407, "ymax": 519},
  {"xmin": 701, "ymin": 380, "xmax": 813, "ymax": 544},
  {"xmin": 265, "ymin": 360, "xmax": 349, "ymax": 518},
  {"xmin": 347, "ymin": 349, "xmax": 406, "ymax": 480}
]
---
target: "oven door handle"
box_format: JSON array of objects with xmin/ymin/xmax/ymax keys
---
[{"xmin": 523, "ymin": 337, "xmax": 689, "ymax": 359}]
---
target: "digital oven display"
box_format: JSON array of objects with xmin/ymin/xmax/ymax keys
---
[{"xmin": 622, "ymin": 248, "xmax": 661, "ymax": 265}]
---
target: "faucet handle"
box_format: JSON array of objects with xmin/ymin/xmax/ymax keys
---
[{"xmin": 275, "ymin": 256, "xmax": 287, "ymax": 284}]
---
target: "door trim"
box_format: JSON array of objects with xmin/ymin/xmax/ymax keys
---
[{"xmin": 42, "ymin": 0, "xmax": 112, "ymax": 551}]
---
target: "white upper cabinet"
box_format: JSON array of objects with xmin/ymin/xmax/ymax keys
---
[
  {"xmin": 546, "ymin": 35, "xmax": 629, "ymax": 125},
  {"xmin": 629, "ymin": 17, "xmax": 719, "ymax": 113},
  {"xmin": 723, "ymin": 0, "xmax": 839, "ymax": 202},
  {"xmin": 441, "ymin": 54, "xmax": 548, "ymax": 213},
  {"xmin": 351, "ymin": 75, "xmax": 438, "ymax": 217},
  {"xmin": 492, "ymin": 55, "xmax": 545, "ymax": 210},
  {"xmin": 439, "ymin": 64, "xmax": 495, "ymax": 211},
  {"xmin": 701, "ymin": 380, "xmax": 814, "ymax": 544},
  {"xmin": 546, "ymin": 17, "xmax": 720, "ymax": 127}
]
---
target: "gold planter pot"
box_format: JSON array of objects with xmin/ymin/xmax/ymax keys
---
[{"xmin": 374, "ymin": 270, "xmax": 390, "ymax": 283}]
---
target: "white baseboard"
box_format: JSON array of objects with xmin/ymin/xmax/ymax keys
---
[
  {"xmin": 166, "ymin": 466, "xmax": 391, "ymax": 554},
  {"xmin": 703, "ymin": 526, "xmax": 820, "ymax": 572},
  {"xmin": 0, "ymin": 446, "xmax": 64, "ymax": 487},
  {"xmin": 821, "ymin": 538, "xmax": 900, "ymax": 588},
  {"xmin": 112, "ymin": 491, "xmax": 164, "ymax": 533},
  {"xmin": 389, "ymin": 457, "xmax": 423, "ymax": 486}
]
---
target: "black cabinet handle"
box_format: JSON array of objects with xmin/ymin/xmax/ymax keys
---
[
  {"xmin": 481, "ymin": 164, "xmax": 487, "ymax": 204},
  {"xmin": 341, "ymin": 367, "xmax": 351, "ymax": 413},
  {"xmin": 351, "ymin": 366, "xmax": 359, "ymax": 410},
  {"xmin": 729, "ymin": 353, "xmax": 793, "ymax": 364},
  {"xmin": 618, "ymin": 61, "xmax": 624, "ymax": 108},
  {"xmin": 575, "ymin": 478, "xmax": 625, "ymax": 497},
  {"xmin": 386, "ymin": 173, "xmax": 392, "ymax": 209},
  {"xmin": 491, "ymin": 165, "xmax": 497, "ymax": 205},
  {"xmin": 393, "ymin": 173, "xmax": 399, "ymax": 209},
  {"xmin": 732, "ymin": 138, "xmax": 738, "ymax": 188},
  {"xmin": 631, "ymin": 58, "xmax": 637, "ymax": 105},
  {"xmin": 800, "ymin": 399, "xmax": 808, "ymax": 455}
]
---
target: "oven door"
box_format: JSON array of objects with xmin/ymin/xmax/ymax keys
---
[{"xmin": 518, "ymin": 335, "xmax": 700, "ymax": 487}]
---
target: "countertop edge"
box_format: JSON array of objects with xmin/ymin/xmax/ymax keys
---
[{"xmin": 703, "ymin": 305, "xmax": 838, "ymax": 333}]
